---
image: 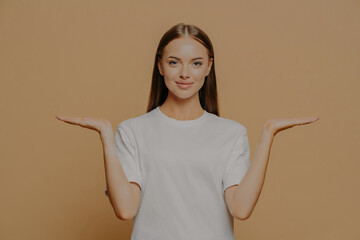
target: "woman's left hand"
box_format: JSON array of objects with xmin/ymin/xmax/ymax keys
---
[{"xmin": 264, "ymin": 116, "xmax": 320, "ymax": 136}]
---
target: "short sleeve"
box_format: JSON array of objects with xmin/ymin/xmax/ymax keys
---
[
  {"xmin": 105, "ymin": 123, "xmax": 142, "ymax": 196},
  {"xmin": 222, "ymin": 128, "xmax": 251, "ymax": 193}
]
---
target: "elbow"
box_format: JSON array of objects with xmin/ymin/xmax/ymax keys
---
[
  {"xmin": 108, "ymin": 196, "xmax": 135, "ymax": 221},
  {"xmin": 236, "ymin": 213, "xmax": 250, "ymax": 221},
  {"xmin": 115, "ymin": 211, "xmax": 127, "ymax": 221},
  {"xmin": 112, "ymin": 203, "xmax": 134, "ymax": 221},
  {"xmin": 233, "ymin": 209, "xmax": 251, "ymax": 221},
  {"xmin": 115, "ymin": 209, "xmax": 134, "ymax": 221},
  {"xmin": 114, "ymin": 202, "xmax": 137, "ymax": 221}
]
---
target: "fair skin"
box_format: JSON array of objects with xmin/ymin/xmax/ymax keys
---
[
  {"xmin": 56, "ymin": 35, "xmax": 320, "ymax": 221},
  {"xmin": 157, "ymin": 36, "xmax": 213, "ymax": 119}
]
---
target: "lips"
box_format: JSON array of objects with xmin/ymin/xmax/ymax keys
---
[
  {"xmin": 176, "ymin": 82, "xmax": 194, "ymax": 89},
  {"xmin": 176, "ymin": 81, "xmax": 193, "ymax": 85}
]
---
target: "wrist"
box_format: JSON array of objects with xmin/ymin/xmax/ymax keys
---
[
  {"xmin": 263, "ymin": 121, "xmax": 276, "ymax": 136},
  {"xmin": 100, "ymin": 124, "xmax": 114, "ymax": 142},
  {"xmin": 261, "ymin": 126, "xmax": 275, "ymax": 140}
]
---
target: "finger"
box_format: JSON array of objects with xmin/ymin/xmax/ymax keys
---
[
  {"xmin": 57, "ymin": 115, "xmax": 84, "ymax": 125},
  {"xmin": 294, "ymin": 116, "xmax": 320, "ymax": 125}
]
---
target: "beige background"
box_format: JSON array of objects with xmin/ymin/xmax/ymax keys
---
[{"xmin": 1, "ymin": 0, "xmax": 359, "ymax": 239}]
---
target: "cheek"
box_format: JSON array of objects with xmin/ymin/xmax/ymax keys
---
[
  {"xmin": 193, "ymin": 70, "xmax": 205, "ymax": 78},
  {"xmin": 193, "ymin": 70, "xmax": 207, "ymax": 81},
  {"xmin": 163, "ymin": 68, "xmax": 178, "ymax": 78}
]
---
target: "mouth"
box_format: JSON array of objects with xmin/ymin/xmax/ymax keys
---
[
  {"xmin": 176, "ymin": 81, "xmax": 193, "ymax": 85},
  {"xmin": 176, "ymin": 82, "xmax": 194, "ymax": 89}
]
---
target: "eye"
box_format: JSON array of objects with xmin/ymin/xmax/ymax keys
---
[
  {"xmin": 168, "ymin": 61, "xmax": 177, "ymax": 65},
  {"xmin": 194, "ymin": 61, "xmax": 203, "ymax": 66}
]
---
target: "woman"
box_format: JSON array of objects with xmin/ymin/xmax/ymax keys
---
[{"xmin": 56, "ymin": 23, "xmax": 319, "ymax": 239}]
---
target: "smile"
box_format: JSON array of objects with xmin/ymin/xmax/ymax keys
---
[{"xmin": 176, "ymin": 82, "xmax": 194, "ymax": 89}]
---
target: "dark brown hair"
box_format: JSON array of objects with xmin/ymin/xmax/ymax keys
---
[{"xmin": 146, "ymin": 23, "xmax": 219, "ymax": 116}]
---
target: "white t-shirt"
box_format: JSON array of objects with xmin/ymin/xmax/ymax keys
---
[{"xmin": 105, "ymin": 106, "xmax": 250, "ymax": 240}]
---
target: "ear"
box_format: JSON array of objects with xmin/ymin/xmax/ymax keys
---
[
  {"xmin": 157, "ymin": 57, "xmax": 163, "ymax": 76},
  {"xmin": 206, "ymin": 57, "xmax": 213, "ymax": 76}
]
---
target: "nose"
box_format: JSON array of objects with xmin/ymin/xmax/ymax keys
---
[{"xmin": 179, "ymin": 66, "xmax": 189, "ymax": 79}]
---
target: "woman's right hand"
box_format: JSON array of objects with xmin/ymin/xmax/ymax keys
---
[{"xmin": 55, "ymin": 114, "xmax": 112, "ymax": 134}]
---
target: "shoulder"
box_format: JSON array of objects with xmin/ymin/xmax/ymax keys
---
[
  {"xmin": 116, "ymin": 109, "xmax": 155, "ymax": 135},
  {"xmin": 207, "ymin": 112, "xmax": 247, "ymax": 135}
]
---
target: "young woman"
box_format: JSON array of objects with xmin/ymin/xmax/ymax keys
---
[{"xmin": 56, "ymin": 23, "xmax": 319, "ymax": 239}]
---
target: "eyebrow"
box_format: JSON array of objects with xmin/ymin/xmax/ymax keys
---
[{"xmin": 167, "ymin": 56, "xmax": 204, "ymax": 61}]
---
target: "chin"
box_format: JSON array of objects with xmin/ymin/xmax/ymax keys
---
[{"xmin": 171, "ymin": 90, "xmax": 198, "ymax": 100}]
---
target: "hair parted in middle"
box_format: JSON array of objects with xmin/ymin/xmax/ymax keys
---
[{"xmin": 146, "ymin": 23, "xmax": 219, "ymax": 116}]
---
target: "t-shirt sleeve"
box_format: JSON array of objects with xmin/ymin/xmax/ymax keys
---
[
  {"xmin": 105, "ymin": 122, "xmax": 142, "ymax": 197},
  {"xmin": 222, "ymin": 127, "xmax": 251, "ymax": 193}
]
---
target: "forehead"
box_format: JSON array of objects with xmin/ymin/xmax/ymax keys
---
[{"xmin": 162, "ymin": 37, "xmax": 208, "ymax": 58}]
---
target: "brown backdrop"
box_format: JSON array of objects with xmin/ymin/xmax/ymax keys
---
[{"xmin": 1, "ymin": 0, "xmax": 359, "ymax": 239}]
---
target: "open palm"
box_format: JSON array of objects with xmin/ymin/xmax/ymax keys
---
[
  {"xmin": 55, "ymin": 114, "xmax": 111, "ymax": 133},
  {"xmin": 264, "ymin": 116, "xmax": 320, "ymax": 135}
]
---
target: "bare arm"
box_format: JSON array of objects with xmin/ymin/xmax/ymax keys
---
[
  {"xmin": 56, "ymin": 115, "xmax": 140, "ymax": 220},
  {"xmin": 101, "ymin": 125, "xmax": 140, "ymax": 220},
  {"xmin": 226, "ymin": 116, "xmax": 320, "ymax": 220}
]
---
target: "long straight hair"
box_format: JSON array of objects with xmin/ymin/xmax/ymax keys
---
[{"xmin": 146, "ymin": 23, "xmax": 219, "ymax": 116}]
